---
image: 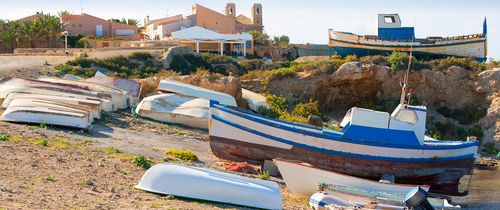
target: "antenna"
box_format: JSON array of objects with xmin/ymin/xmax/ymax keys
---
[{"xmin": 80, "ymin": 0, "xmax": 84, "ymax": 14}]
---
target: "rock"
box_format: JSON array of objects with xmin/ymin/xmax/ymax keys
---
[
  {"xmin": 254, "ymin": 45, "xmax": 298, "ymax": 61},
  {"xmin": 161, "ymin": 46, "xmax": 194, "ymax": 69},
  {"xmin": 306, "ymin": 115, "xmax": 323, "ymax": 127}
]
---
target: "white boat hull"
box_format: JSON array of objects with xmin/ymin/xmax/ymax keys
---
[
  {"xmin": 135, "ymin": 93, "xmax": 209, "ymax": 129},
  {"xmin": 274, "ymin": 159, "xmax": 429, "ymax": 197},
  {"xmin": 158, "ymin": 79, "xmax": 237, "ymax": 106},
  {"xmin": 135, "ymin": 163, "xmax": 282, "ymax": 209}
]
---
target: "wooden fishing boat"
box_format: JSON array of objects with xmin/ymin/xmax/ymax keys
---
[
  {"xmin": 1, "ymin": 98, "xmax": 92, "ymax": 129},
  {"xmin": 2, "ymin": 92, "xmax": 102, "ymax": 120},
  {"xmin": 208, "ymin": 101, "xmax": 479, "ymax": 196},
  {"xmin": 0, "ymin": 77, "xmax": 115, "ymax": 111},
  {"xmin": 158, "ymin": 79, "xmax": 237, "ymax": 106},
  {"xmin": 84, "ymin": 77, "xmax": 142, "ymax": 104},
  {"xmin": 329, "ymin": 14, "xmax": 487, "ymax": 61},
  {"xmin": 135, "ymin": 163, "xmax": 282, "ymax": 209},
  {"xmin": 274, "ymin": 159, "xmax": 429, "ymax": 197},
  {"xmin": 242, "ymin": 88, "xmax": 269, "ymax": 112},
  {"xmin": 38, "ymin": 76, "xmax": 133, "ymax": 109},
  {"xmin": 135, "ymin": 93, "xmax": 209, "ymax": 129}
]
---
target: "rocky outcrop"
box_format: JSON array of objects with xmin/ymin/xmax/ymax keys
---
[
  {"xmin": 161, "ymin": 46, "xmax": 194, "ymax": 69},
  {"xmin": 241, "ymin": 62, "xmax": 499, "ymax": 144}
]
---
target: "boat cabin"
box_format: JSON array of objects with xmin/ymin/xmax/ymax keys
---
[
  {"xmin": 340, "ymin": 104, "xmax": 427, "ymax": 146},
  {"xmin": 377, "ymin": 14, "xmax": 415, "ymax": 41}
]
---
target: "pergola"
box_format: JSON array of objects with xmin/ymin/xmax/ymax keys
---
[{"xmin": 171, "ymin": 26, "xmax": 252, "ymax": 57}]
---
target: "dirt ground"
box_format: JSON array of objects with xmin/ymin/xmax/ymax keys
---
[{"xmin": 0, "ymin": 113, "xmax": 309, "ymax": 209}]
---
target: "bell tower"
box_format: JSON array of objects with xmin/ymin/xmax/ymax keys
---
[
  {"xmin": 252, "ymin": 3, "xmax": 263, "ymax": 26},
  {"xmin": 225, "ymin": 3, "xmax": 236, "ymax": 18}
]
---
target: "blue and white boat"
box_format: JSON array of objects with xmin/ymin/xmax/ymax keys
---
[
  {"xmin": 329, "ymin": 14, "xmax": 487, "ymax": 61},
  {"xmin": 208, "ymin": 100, "xmax": 479, "ymax": 196}
]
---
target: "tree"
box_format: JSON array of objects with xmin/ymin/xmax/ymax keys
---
[
  {"xmin": 40, "ymin": 15, "xmax": 63, "ymax": 47},
  {"xmin": 58, "ymin": 10, "xmax": 71, "ymax": 18},
  {"xmin": 249, "ymin": 30, "xmax": 270, "ymax": 46},
  {"xmin": 108, "ymin": 18, "xmax": 122, "ymax": 23},
  {"xmin": 272, "ymin": 35, "xmax": 290, "ymax": 47},
  {"xmin": 0, "ymin": 20, "xmax": 20, "ymax": 52},
  {"xmin": 20, "ymin": 19, "xmax": 45, "ymax": 48},
  {"xmin": 121, "ymin": 18, "xmax": 139, "ymax": 26}
]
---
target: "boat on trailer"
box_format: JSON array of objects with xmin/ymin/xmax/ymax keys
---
[
  {"xmin": 135, "ymin": 163, "xmax": 282, "ymax": 209},
  {"xmin": 208, "ymin": 100, "xmax": 479, "ymax": 196},
  {"xmin": 329, "ymin": 14, "xmax": 487, "ymax": 61}
]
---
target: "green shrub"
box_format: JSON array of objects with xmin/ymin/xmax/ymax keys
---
[
  {"xmin": 427, "ymin": 57, "xmax": 486, "ymax": 72},
  {"xmin": 165, "ymin": 149, "xmax": 198, "ymax": 162},
  {"xmin": 239, "ymin": 59, "xmax": 263, "ymax": 72},
  {"xmin": 103, "ymin": 146, "xmax": 121, "ymax": 154},
  {"xmin": 359, "ymin": 99, "xmax": 400, "ymax": 113},
  {"xmin": 40, "ymin": 120, "xmax": 47, "ymax": 128},
  {"xmin": 66, "ymin": 58, "xmax": 94, "ymax": 68},
  {"xmin": 132, "ymin": 155, "xmax": 152, "ymax": 169},
  {"xmin": 468, "ymin": 127, "xmax": 484, "ymax": 140},
  {"xmin": 0, "ymin": 134, "xmax": 8, "ymax": 141},
  {"xmin": 258, "ymin": 171, "xmax": 271, "ymax": 180},
  {"xmin": 200, "ymin": 53, "xmax": 237, "ymax": 64},
  {"xmin": 37, "ymin": 138, "xmax": 49, "ymax": 146},
  {"xmin": 292, "ymin": 99, "xmax": 320, "ymax": 118},
  {"xmin": 437, "ymin": 106, "xmax": 486, "ymax": 124},
  {"xmin": 482, "ymin": 142, "xmax": 499, "ymax": 155},
  {"xmin": 44, "ymin": 175, "xmax": 55, "ymax": 182},
  {"xmin": 170, "ymin": 54, "xmax": 212, "ymax": 75},
  {"xmin": 128, "ymin": 52, "xmax": 153, "ymax": 61}
]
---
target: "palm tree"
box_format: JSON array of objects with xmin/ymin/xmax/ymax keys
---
[
  {"xmin": 121, "ymin": 18, "xmax": 140, "ymax": 26},
  {"xmin": 20, "ymin": 19, "xmax": 45, "ymax": 48},
  {"xmin": 0, "ymin": 20, "xmax": 20, "ymax": 52},
  {"xmin": 40, "ymin": 15, "xmax": 63, "ymax": 47},
  {"xmin": 58, "ymin": 10, "xmax": 71, "ymax": 19}
]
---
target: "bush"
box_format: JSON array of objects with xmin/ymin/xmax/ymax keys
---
[
  {"xmin": 292, "ymin": 99, "xmax": 320, "ymax": 118},
  {"xmin": 482, "ymin": 142, "xmax": 499, "ymax": 155},
  {"xmin": 132, "ymin": 155, "xmax": 152, "ymax": 169},
  {"xmin": 437, "ymin": 106, "xmax": 486, "ymax": 124},
  {"xmin": 387, "ymin": 51, "xmax": 427, "ymax": 71},
  {"xmin": 170, "ymin": 54, "xmax": 212, "ymax": 75},
  {"xmin": 427, "ymin": 57, "xmax": 486, "ymax": 73},
  {"xmin": 258, "ymin": 171, "xmax": 271, "ymax": 180},
  {"xmin": 103, "ymin": 146, "xmax": 121, "ymax": 154},
  {"xmin": 468, "ymin": 127, "xmax": 484, "ymax": 140},
  {"xmin": 40, "ymin": 120, "xmax": 47, "ymax": 128},
  {"xmin": 359, "ymin": 99, "xmax": 400, "ymax": 113},
  {"xmin": 128, "ymin": 52, "xmax": 153, "ymax": 61},
  {"xmin": 239, "ymin": 59, "xmax": 263, "ymax": 72},
  {"xmin": 37, "ymin": 138, "xmax": 49, "ymax": 146},
  {"xmin": 0, "ymin": 134, "xmax": 8, "ymax": 141},
  {"xmin": 165, "ymin": 149, "xmax": 198, "ymax": 162}
]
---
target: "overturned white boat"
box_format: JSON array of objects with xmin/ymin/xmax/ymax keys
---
[
  {"xmin": 2, "ymin": 92, "xmax": 102, "ymax": 120},
  {"xmin": 0, "ymin": 77, "xmax": 115, "ymax": 111},
  {"xmin": 85, "ymin": 77, "xmax": 142, "ymax": 104},
  {"xmin": 38, "ymin": 76, "xmax": 133, "ymax": 109},
  {"xmin": 274, "ymin": 159, "xmax": 429, "ymax": 197},
  {"xmin": 135, "ymin": 163, "xmax": 282, "ymax": 210},
  {"xmin": 158, "ymin": 79, "xmax": 237, "ymax": 106},
  {"xmin": 1, "ymin": 98, "xmax": 92, "ymax": 129},
  {"xmin": 242, "ymin": 88, "xmax": 269, "ymax": 112},
  {"xmin": 135, "ymin": 93, "xmax": 209, "ymax": 129}
]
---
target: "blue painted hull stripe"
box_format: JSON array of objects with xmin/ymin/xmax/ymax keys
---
[
  {"xmin": 329, "ymin": 37, "xmax": 486, "ymax": 48},
  {"xmin": 211, "ymin": 114, "xmax": 476, "ymax": 162},
  {"xmin": 212, "ymin": 104, "xmax": 479, "ymax": 150}
]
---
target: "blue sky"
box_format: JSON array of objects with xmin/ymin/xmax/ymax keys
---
[{"xmin": 1, "ymin": 0, "xmax": 499, "ymax": 59}]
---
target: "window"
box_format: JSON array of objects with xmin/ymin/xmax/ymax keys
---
[
  {"xmin": 256, "ymin": 8, "xmax": 260, "ymax": 15},
  {"xmin": 384, "ymin": 16, "xmax": 395, "ymax": 23},
  {"xmin": 246, "ymin": 40, "xmax": 251, "ymax": 49},
  {"xmin": 394, "ymin": 109, "xmax": 417, "ymax": 124}
]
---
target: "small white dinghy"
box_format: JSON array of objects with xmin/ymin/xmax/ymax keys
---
[
  {"xmin": 158, "ymin": 79, "xmax": 237, "ymax": 106},
  {"xmin": 1, "ymin": 98, "xmax": 92, "ymax": 129},
  {"xmin": 84, "ymin": 77, "xmax": 142, "ymax": 104},
  {"xmin": 135, "ymin": 93, "xmax": 209, "ymax": 129},
  {"xmin": 274, "ymin": 159, "xmax": 429, "ymax": 197},
  {"xmin": 2, "ymin": 92, "xmax": 102, "ymax": 120},
  {"xmin": 242, "ymin": 88, "xmax": 269, "ymax": 112},
  {"xmin": 135, "ymin": 163, "xmax": 282, "ymax": 210},
  {"xmin": 38, "ymin": 76, "xmax": 133, "ymax": 109}
]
